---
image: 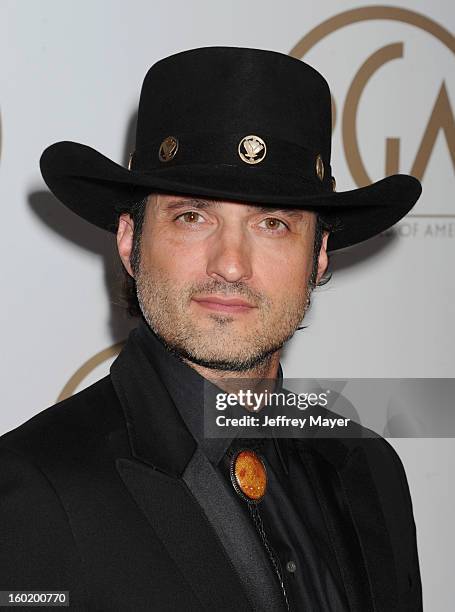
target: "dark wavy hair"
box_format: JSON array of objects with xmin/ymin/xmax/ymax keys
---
[{"xmin": 115, "ymin": 194, "xmax": 341, "ymax": 318}]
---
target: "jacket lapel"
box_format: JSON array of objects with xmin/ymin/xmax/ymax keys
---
[
  {"xmin": 116, "ymin": 456, "xmax": 252, "ymax": 611},
  {"xmin": 295, "ymin": 436, "xmax": 400, "ymax": 612},
  {"xmin": 110, "ymin": 330, "xmax": 252, "ymax": 611}
]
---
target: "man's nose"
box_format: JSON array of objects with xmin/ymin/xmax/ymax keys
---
[{"xmin": 205, "ymin": 223, "xmax": 253, "ymax": 283}]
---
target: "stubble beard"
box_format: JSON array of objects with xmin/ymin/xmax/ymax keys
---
[{"xmin": 135, "ymin": 262, "xmax": 313, "ymax": 373}]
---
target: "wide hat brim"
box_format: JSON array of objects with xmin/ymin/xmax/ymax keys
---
[{"xmin": 40, "ymin": 140, "xmax": 422, "ymax": 252}]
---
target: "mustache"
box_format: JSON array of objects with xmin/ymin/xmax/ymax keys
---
[{"xmin": 188, "ymin": 280, "xmax": 265, "ymax": 306}]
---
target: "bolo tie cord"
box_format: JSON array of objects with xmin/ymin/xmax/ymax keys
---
[
  {"xmin": 229, "ymin": 447, "xmax": 291, "ymax": 612},
  {"xmin": 248, "ymin": 504, "xmax": 291, "ymax": 612}
]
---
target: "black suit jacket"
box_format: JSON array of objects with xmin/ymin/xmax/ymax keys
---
[{"xmin": 0, "ymin": 331, "xmax": 422, "ymax": 611}]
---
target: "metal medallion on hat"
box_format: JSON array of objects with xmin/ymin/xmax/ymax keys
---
[
  {"xmin": 238, "ymin": 135, "xmax": 267, "ymax": 165},
  {"xmin": 230, "ymin": 449, "xmax": 267, "ymax": 503},
  {"xmin": 159, "ymin": 136, "xmax": 179, "ymax": 162},
  {"xmin": 315, "ymin": 153, "xmax": 324, "ymax": 182}
]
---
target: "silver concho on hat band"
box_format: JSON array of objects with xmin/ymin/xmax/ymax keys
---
[
  {"xmin": 159, "ymin": 136, "xmax": 179, "ymax": 162},
  {"xmin": 238, "ymin": 135, "xmax": 267, "ymax": 165},
  {"xmin": 315, "ymin": 153, "xmax": 324, "ymax": 182}
]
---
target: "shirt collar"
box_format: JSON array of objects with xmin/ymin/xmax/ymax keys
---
[{"xmin": 135, "ymin": 316, "xmax": 284, "ymax": 466}]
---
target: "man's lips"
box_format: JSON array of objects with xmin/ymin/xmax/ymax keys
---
[{"xmin": 191, "ymin": 295, "xmax": 257, "ymax": 313}]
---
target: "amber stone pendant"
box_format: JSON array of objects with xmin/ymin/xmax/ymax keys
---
[{"xmin": 230, "ymin": 449, "xmax": 267, "ymax": 503}]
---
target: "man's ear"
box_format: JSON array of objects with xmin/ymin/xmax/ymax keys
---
[
  {"xmin": 315, "ymin": 231, "xmax": 330, "ymax": 285},
  {"xmin": 117, "ymin": 213, "xmax": 134, "ymax": 277}
]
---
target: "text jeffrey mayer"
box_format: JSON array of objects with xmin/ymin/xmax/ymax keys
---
[{"xmin": 262, "ymin": 415, "xmax": 350, "ymax": 429}]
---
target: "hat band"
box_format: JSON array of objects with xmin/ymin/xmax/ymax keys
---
[{"xmin": 130, "ymin": 132, "xmax": 333, "ymax": 190}]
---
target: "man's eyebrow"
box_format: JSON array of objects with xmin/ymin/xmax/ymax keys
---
[
  {"xmin": 163, "ymin": 198, "xmax": 306, "ymax": 217},
  {"xmin": 164, "ymin": 199, "xmax": 223, "ymax": 211},
  {"xmin": 255, "ymin": 206, "xmax": 306, "ymax": 218}
]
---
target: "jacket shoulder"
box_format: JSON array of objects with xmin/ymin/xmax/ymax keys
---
[
  {"xmin": 337, "ymin": 430, "xmax": 416, "ymax": 527},
  {"xmin": 0, "ymin": 374, "xmax": 124, "ymax": 464}
]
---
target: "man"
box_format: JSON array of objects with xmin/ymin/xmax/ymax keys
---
[{"xmin": 0, "ymin": 47, "xmax": 422, "ymax": 610}]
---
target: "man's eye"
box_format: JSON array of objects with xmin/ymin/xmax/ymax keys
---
[
  {"xmin": 176, "ymin": 211, "xmax": 205, "ymax": 224},
  {"xmin": 258, "ymin": 218, "xmax": 288, "ymax": 232}
]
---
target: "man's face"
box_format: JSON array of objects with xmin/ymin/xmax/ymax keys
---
[{"xmin": 118, "ymin": 193, "xmax": 329, "ymax": 372}]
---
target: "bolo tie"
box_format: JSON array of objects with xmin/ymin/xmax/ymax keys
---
[{"xmin": 228, "ymin": 443, "xmax": 291, "ymax": 611}]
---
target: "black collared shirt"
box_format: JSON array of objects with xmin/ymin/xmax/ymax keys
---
[{"xmin": 135, "ymin": 317, "xmax": 349, "ymax": 611}]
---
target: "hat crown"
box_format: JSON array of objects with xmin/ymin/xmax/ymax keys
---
[{"xmin": 135, "ymin": 46, "xmax": 332, "ymax": 163}]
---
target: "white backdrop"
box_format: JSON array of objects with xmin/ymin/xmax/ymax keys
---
[{"xmin": 1, "ymin": 1, "xmax": 454, "ymax": 609}]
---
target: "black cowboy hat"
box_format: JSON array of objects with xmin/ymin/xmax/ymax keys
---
[{"xmin": 39, "ymin": 46, "xmax": 421, "ymax": 251}]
